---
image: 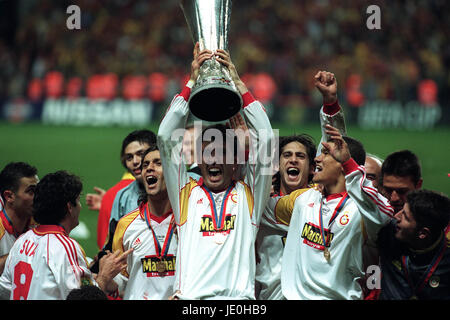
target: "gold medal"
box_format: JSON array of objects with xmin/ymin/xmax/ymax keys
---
[
  {"xmin": 323, "ymin": 248, "xmax": 331, "ymax": 262},
  {"xmin": 156, "ymin": 260, "xmax": 166, "ymax": 274}
]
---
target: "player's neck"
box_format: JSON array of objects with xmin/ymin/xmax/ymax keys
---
[
  {"xmin": 147, "ymin": 196, "xmax": 171, "ymax": 217},
  {"xmin": 323, "ymin": 177, "xmax": 346, "ymax": 197},
  {"xmin": 4, "ymin": 206, "xmax": 29, "ymax": 235},
  {"xmin": 281, "ymin": 182, "xmax": 308, "ymax": 196}
]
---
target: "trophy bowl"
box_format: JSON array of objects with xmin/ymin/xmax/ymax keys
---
[{"xmin": 180, "ymin": 0, "xmax": 242, "ymax": 122}]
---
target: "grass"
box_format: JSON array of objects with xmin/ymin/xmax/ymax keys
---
[{"xmin": 1, "ymin": 121, "xmax": 449, "ymax": 257}]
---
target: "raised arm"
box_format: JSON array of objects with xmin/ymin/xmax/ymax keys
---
[
  {"xmin": 215, "ymin": 49, "xmax": 275, "ymax": 226},
  {"xmin": 157, "ymin": 43, "xmax": 212, "ymax": 225},
  {"xmin": 314, "ymin": 71, "xmax": 347, "ymax": 156},
  {"xmin": 323, "ymin": 125, "xmax": 393, "ymax": 241}
]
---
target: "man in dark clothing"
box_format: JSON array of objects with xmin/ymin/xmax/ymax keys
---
[{"xmin": 377, "ymin": 189, "xmax": 450, "ymax": 299}]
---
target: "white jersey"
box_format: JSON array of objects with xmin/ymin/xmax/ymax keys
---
[
  {"xmin": 269, "ymin": 163, "xmax": 392, "ymax": 300},
  {"xmin": 0, "ymin": 225, "xmax": 94, "ymax": 300},
  {"xmin": 255, "ymin": 201, "xmax": 289, "ymax": 300},
  {"xmin": 112, "ymin": 204, "xmax": 177, "ymax": 300},
  {"xmin": 256, "ymin": 103, "xmax": 347, "ymax": 300},
  {"xmin": 158, "ymin": 86, "xmax": 274, "ymax": 299},
  {"xmin": 0, "ymin": 208, "xmax": 18, "ymax": 257}
]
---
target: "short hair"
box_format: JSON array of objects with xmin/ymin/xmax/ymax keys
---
[
  {"xmin": 277, "ymin": 135, "xmax": 317, "ymax": 187},
  {"xmin": 0, "ymin": 162, "xmax": 37, "ymax": 198},
  {"xmin": 196, "ymin": 123, "xmax": 240, "ymax": 162},
  {"xmin": 66, "ymin": 285, "xmax": 108, "ymax": 300},
  {"xmin": 381, "ymin": 150, "xmax": 421, "ymax": 185},
  {"xmin": 407, "ymin": 189, "xmax": 450, "ymax": 240},
  {"xmin": 120, "ymin": 130, "xmax": 157, "ymax": 169},
  {"xmin": 342, "ymin": 136, "xmax": 366, "ymax": 166},
  {"xmin": 279, "ymin": 134, "xmax": 317, "ymax": 168},
  {"xmin": 33, "ymin": 171, "xmax": 82, "ymax": 225}
]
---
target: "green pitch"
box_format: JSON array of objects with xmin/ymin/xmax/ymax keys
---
[{"xmin": 1, "ymin": 121, "xmax": 449, "ymax": 258}]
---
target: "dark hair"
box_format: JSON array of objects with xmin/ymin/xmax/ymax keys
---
[
  {"xmin": 66, "ymin": 285, "xmax": 108, "ymax": 300},
  {"xmin": 137, "ymin": 145, "xmax": 160, "ymax": 205},
  {"xmin": 0, "ymin": 162, "xmax": 38, "ymax": 198},
  {"xmin": 195, "ymin": 123, "xmax": 241, "ymax": 163},
  {"xmin": 120, "ymin": 129, "xmax": 157, "ymax": 169},
  {"xmin": 280, "ymin": 135, "xmax": 317, "ymax": 167},
  {"xmin": 407, "ymin": 189, "xmax": 450, "ymax": 240},
  {"xmin": 342, "ymin": 136, "xmax": 366, "ymax": 166},
  {"xmin": 381, "ymin": 150, "xmax": 421, "ymax": 185},
  {"xmin": 33, "ymin": 171, "xmax": 82, "ymax": 225},
  {"xmin": 272, "ymin": 135, "xmax": 317, "ymax": 193}
]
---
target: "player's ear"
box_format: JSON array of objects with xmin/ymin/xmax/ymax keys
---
[
  {"xmin": 3, "ymin": 190, "xmax": 15, "ymax": 204},
  {"xmin": 66, "ymin": 201, "xmax": 74, "ymax": 215},
  {"xmin": 415, "ymin": 178, "xmax": 423, "ymax": 190}
]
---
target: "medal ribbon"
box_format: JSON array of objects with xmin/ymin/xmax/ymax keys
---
[
  {"xmin": 401, "ymin": 237, "xmax": 447, "ymax": 297},
  {"xmin": 1, "ymin": 208, "xmax": 19, "ymax": 237},
  {"xmin": 201, "ymin": 183, "xmax": 235, "ymax": 231},
  {"xmin": 143, "ymin": 204, "xmax": 175, "ymax": 259},
  {"xmin": 318, "ymin": 193, "xmax": 349, "ymax": 250}
]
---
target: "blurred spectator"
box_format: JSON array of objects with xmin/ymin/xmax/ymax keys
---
[{"xmin": 0, "ymin": 0, "xmax": 448, "ymax": 110}]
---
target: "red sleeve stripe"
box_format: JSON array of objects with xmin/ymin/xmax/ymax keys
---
[
  {"xmin": 356, "ymin": 167, "xmax": 394, "ymax": 217},
  {"xmin": 361, "ymin": 169, "xmax": 393, "ymax": 217},
  {"xmin": 55, "ymin": 234, "xmax": 84, "ymax": 277},
  {"xmin": 65, "ymin": 236, "xmax": 85, "ymax": 277}
]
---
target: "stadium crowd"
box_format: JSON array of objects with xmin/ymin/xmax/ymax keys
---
[
  {"xmin": 0, "ymin": 0, "xmax": 449, "ymax": 111},
  {"xmin": 0, "ymin": 0, "xmax": 449, "ymax": 301}
]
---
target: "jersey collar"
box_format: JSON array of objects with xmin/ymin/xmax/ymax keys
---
[
  {"xmin": 139, "ymin": 202, "xmax": 173, "ymax": 224},
  {"xmin": 325, "ymin": 191, "xmax": 348, "ymax": 202},
  {"xmin": 33, "ymin": 224, "xmax": 68, "ymax": 236}
]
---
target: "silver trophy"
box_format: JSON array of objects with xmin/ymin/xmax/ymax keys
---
[{"xmin": 180, "ymin": 0, "xmax": 242, "ymax": 122}]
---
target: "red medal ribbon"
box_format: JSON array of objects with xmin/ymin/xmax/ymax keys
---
[
  {"xmin": 201, "ymin": 182, "xmax": 235, "ymax": 232},
  {"xmin": 143, "ymin": 203, "xmax": 175, "ymax": 259},
  {"xmin": 319, "ymin": 193, "xmax": 349, "ymax": 248}
]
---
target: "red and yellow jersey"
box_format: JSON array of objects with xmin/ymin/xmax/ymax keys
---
[
  {"xmin": 112, "ymin": 204, "xmax": 177, "ymax": 300},
  {"xmin": 158, "ymin": 85, "xmax": 274, "ymax": 299}
]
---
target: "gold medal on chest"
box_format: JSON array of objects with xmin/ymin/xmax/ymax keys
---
[{"xmin": 156, "ymin": 260, "xmax": 166, "ymax": 274}]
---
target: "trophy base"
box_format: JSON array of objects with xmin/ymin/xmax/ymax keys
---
[{"xmin": 189, "ymin": 85, "xmax": 242, "ymax": 122}]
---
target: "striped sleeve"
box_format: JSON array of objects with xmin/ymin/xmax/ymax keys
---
[
  {"xmin": 343, "ymin": 158, "xmax": 394, "ymax": 241},
  {"xmin": 49, "ymin": 234, "xmax": 93, "ymax": 297}
]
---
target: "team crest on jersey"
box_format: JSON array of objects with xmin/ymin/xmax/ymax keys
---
[
  {"xmin": 230, "ymin": 190, "xmax": 238, "ymax": 204},
  {"xmin": 338, "ymin": 212, "xmax": 350, "ymax": 226},
  {"xmin": 301, "ymin": 222, "xmax": 334, "ymax": 250},
  {"xmin": 141, "ymin": 254, "xmax": 176, "ymax": 277},
  {"xmin": 199, "ymin": 214, "xmax": 236, "ymax": 236}
]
